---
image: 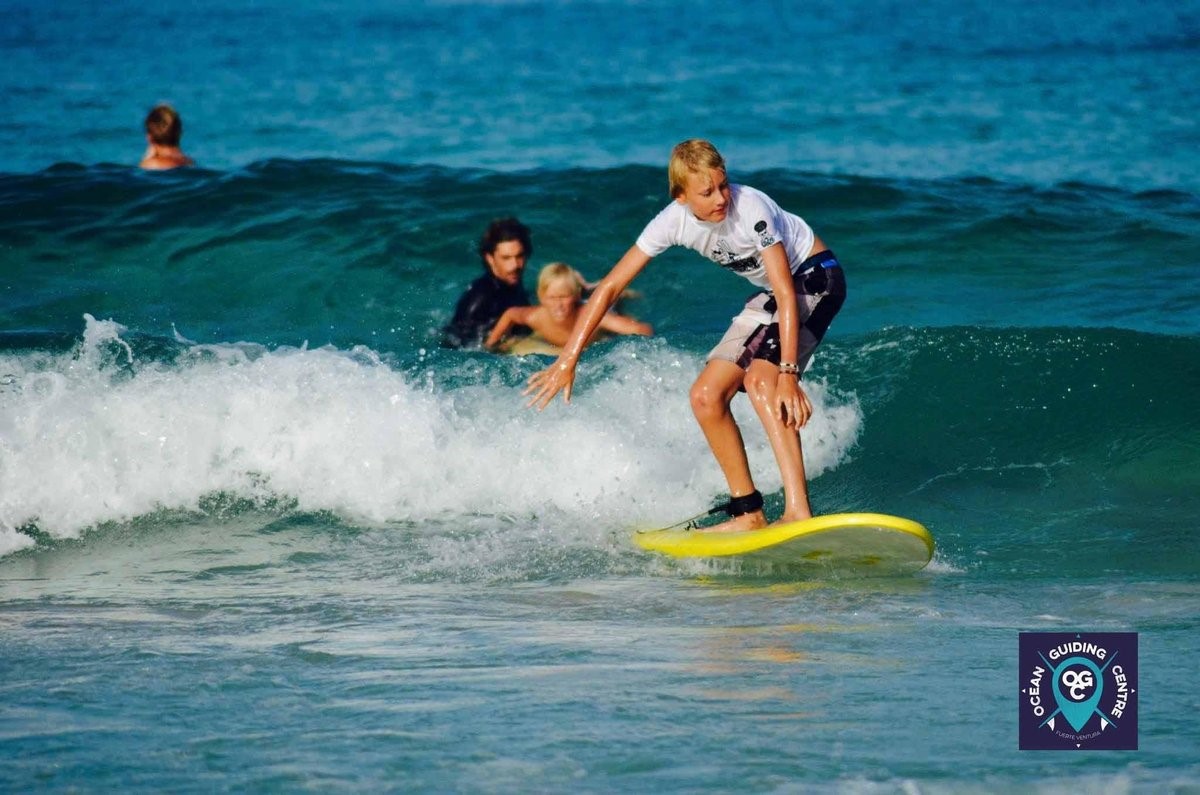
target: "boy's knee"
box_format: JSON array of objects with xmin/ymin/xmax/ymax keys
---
[
  {"xmin": 743, "ymin": 370, "xmax": 774, "ymax": 401},
  {"xmin": 690, "ymin": 379, "xmax": 726, "ymax": 418}
]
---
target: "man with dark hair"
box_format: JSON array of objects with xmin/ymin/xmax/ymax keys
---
[{"xmin": 442, "ymin": 217, "xmax": 534, "ymax": 348}]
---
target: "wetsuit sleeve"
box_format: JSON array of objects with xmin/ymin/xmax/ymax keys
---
[{"xmin": 441, "ymin": 284, "xmax": 491, "ymax": 348}]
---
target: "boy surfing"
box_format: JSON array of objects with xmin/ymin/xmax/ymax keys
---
[{"xmin": 525, "ymin": 140, "xmax": 845, "ymax": 533}]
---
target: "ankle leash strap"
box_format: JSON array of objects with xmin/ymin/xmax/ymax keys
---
[{"xmin": 712, "ymin": 489, "xmax": 764, "ymax": 518}]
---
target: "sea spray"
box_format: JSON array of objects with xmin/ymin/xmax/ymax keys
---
[{"xmin": 0, "ymin": 316, "xmax": 862, "ymax": 556}]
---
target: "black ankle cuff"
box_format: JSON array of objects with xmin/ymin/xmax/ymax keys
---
[{"xmin": 720, "ymin": 490, "xmax": 763, "ymax": 517}]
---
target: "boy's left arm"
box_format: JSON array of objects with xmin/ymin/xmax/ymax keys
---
[
  {"xmin": 597, "ymin": 311, "xmax": 653, "ymax": 337},
  {"xmin": 763, "ymin": 244, "xmax": 812, "ymax": 429}
]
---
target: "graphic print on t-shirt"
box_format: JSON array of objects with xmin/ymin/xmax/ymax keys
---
[
  {"xmin": 753, "ymin": 219, "xmax": 777, "ymax": 248},
  {"xmin": 712, "ymin": 238, "xmax": 759, "ymax": 273}
]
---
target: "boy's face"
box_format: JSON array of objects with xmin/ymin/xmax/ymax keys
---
[
  {"xmin": 676, "ymin": 167, "xmax": 730, "ymax": 223},
  {"xmin": 539, "ymin": 280, "xmax": 578, "ymax": 323},
  {"xmin": 484, "ymin": 239, "xmax": 528, "ymax": 285}
]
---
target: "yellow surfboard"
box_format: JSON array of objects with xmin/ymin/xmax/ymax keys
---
[
  {"xmin": 500, "ymin": 336, "xmax": 562, "ymax": 356},
  {"xmin": 634, "ymin": 513, "xmax": 934, "ymax": 574}
]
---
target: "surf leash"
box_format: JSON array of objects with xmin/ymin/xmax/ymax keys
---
[{"xmin": 641, "ymin": 490, "xmax": 765, "ymax": 532}]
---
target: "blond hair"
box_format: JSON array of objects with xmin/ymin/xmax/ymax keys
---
[
  {"xmin": 537, "ymin": 262, "xmax": 585, "ymax": 299},
  {"xmin": 668, "ymin": 139, "xmax": 726, "ymax": 198}
]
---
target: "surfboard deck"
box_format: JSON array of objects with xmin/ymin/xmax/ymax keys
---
[
  {"xmin": 634, "ymin": 512, "xmax": 934, "ymax": 575},
  {"xmin": 501, "ymin": 336, "xmax": 561, "ymax": 356}
]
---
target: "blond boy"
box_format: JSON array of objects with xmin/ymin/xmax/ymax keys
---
[
  {"xmin": 526, "ymin": 140, "xmax": 846, "ymax": 532},
  {"xmin": 486, "ymin": 263, "xmax": 651, "ymax": 351}
]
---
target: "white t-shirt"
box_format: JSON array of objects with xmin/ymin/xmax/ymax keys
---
[{"xmin": 634, "ymin": 184, "xmax": 815, "ymax": 289}]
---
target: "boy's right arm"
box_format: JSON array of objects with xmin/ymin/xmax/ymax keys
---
[
  {"xmin": 484, "ymin": 306, "xmax": 530, "ymax": 350},
  {"xmin": 525, "ymin": 244, "xmax": 652, "ymax": 408}
]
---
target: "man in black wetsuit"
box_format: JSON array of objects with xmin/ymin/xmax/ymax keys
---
[{"xmin": 442, "ymin": 217, "xmax": 533, "ymax": 348}]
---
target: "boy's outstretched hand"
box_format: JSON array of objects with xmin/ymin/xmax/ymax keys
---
[{"xmin": 524, "ymin": 358, "xmax": 576, "ymax": 410}]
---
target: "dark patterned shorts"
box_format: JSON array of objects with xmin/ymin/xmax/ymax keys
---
[{"xmin": 707, "ymin": 250, "xmax": 846, "ymax": 372}]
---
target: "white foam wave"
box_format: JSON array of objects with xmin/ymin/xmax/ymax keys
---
[{"xmin": 0, "ymin": 316, "xmax": 861, "ymax": 556}]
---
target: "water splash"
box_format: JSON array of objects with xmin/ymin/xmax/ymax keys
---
[{"xmin": 0, "ymin": 316, "xmax": 862, "ymax": 557}]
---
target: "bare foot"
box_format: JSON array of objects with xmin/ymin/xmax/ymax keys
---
[
  {"xmin": 772, "ymin": 510, "xmax": 813, "ymax": 526},
  {"xmin": 694, "ymin": 510, "xmax": 769, "ymax": 534}
]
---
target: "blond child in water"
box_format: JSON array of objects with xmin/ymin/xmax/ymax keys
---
[{"xmin": 485, "ymin": 263, "xmax": 651, "ymax": 351}]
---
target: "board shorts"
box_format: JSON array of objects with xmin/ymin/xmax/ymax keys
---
[{"xmin": 707, "ymin": 250, "xmax": 846, "ymax": 372}]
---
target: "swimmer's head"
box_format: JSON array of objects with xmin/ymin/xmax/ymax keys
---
[
  {"xmin": 145, "ymin": 104, "xmax": 184, "ymax": 146},
  {"xmin": 537, "ymin": 263, "xmax": 584, "ymax": 323}
]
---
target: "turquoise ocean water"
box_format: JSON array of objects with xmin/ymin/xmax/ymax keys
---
[{"xmin": 2, "ymin": 1, "xmax": 1199, "ymax": 791}]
